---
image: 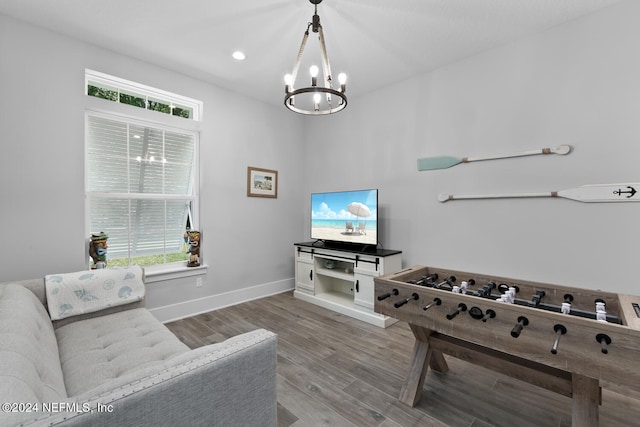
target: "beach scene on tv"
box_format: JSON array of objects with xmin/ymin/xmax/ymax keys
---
[{"xmin": 311, "ymin": 189, "xmax": 377, "ymax": 245}]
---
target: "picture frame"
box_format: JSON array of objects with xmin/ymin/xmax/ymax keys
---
[{"xmin": 247, "ymin": 166, "xmax": 278, "ymax": 198}]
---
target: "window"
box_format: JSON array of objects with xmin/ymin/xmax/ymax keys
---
[
  {"xmin": 85, "ymin": 71, "xmax": 201, "ymax": 270},
  {"xmin": 85, "ymin": 69, "xmax": 202, "ymax": 121}
]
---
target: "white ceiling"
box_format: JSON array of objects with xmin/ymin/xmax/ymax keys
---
[{"xmin": 0, "ymin": 0, "xmax": 625, "ymax": 107}]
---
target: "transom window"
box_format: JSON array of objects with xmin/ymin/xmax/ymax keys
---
[{"xmin": 86, "ymin": 69, "xmax": 202, "ymax": 121}]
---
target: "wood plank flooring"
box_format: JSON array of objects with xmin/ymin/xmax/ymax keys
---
[{"xmin": 164, "ymin": 291, "xmax": 640, "ymax": 427}]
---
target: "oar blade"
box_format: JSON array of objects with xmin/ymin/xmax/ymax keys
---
[
  {"xmin": 559, "ymin": 183, "xmax": 640, "ymax": 203},
  {"xmin": 417, "ymin": 156, "xmax": 463, "ymax": 171}
]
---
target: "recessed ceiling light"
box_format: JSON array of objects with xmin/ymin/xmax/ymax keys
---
[{"xmin": 232, "ymin": 51, "xmax": 246, "ymax": 61}]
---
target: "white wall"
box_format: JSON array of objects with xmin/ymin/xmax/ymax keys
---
[
  {"xmin": 2, "ymin": 0, "xmax": 638, "ymax": 323},
  {"xmin": 304, "ymin": 1, "xmax": 639, "ymax": 293},
  {"xmin": 0, "ymin": 14, "xmax": 305, "ymax": 320}
]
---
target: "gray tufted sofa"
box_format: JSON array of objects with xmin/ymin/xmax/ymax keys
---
[{"xmin": 0, "ymin": 275, "xmax": 277, "ymax": 427}]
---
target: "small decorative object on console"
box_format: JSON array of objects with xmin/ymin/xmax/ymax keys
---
[{"xmin": 324, "ymin": 259, "xmax": 337, "ymax": 269}]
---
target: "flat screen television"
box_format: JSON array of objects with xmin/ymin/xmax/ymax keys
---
[{"xmin": 311, "ymin": 189, "xmax": 378, "ymax": 249}]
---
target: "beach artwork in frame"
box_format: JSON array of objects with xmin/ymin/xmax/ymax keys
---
[{"xmin": 247, "ymin": 166, "xmax": 278, "ymax": 198}]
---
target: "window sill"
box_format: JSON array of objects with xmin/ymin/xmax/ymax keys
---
[{"xmin": 143, "ymin": 263, "xmax": 208, "ymax": 283}]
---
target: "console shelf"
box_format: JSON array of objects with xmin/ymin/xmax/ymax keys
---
[{"xmin": 294, "ymin": 242, "xmax": 402, "ymax": 328}]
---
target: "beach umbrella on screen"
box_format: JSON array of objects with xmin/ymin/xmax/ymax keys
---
[{"xmin": 348, "ymin": 202, "xmax": 371, "ymax": 219}]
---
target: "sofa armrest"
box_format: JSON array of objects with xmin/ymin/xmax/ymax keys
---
[
  {"xmin": 1, "ymin": 277, "xmax": 146, "ymax": 329},
  {"xmin": 17, "ymin": 329, "xmax": 278, "ymax": 427},
  {"xmin": 0, "ymin": 278, "xmax": 47, "ymax": 307}
]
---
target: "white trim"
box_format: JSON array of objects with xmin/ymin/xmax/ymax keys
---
[
  {"xmin": 87, "ymin": 192, "xmax": 197, "ymax": 201},
  {"xmin": 85, "ymin": 108, "xmax": 200, "ymax": 138},
  {"xmin": 144, "ymin": 263, "xmax": 208, "ymax": 283},
  {"xmin": 150, "ymin": 278, "xmax": 295, "ymax": 323},
  {"xmin": 84, "ymin": 97, "xmax": 201, "ymax": 132}
]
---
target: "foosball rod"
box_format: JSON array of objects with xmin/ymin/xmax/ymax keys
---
[
  {"xmin": 377, "ymin": 289, "xmax": 399, "ymax": 301},
  {"xmin": 423, "ymin": 297, "xmax": 442, "ymax": 311},
  {"xmin": 412, "ymin": 273, "xmax": 438, "ymax": 286},
  {"xmin": 511, "ymin": 298, "xmax": 621, "ymax": 323},
  {"xmin": 434, "ymin": 276, "xmax": 456, "ymax": 290},
  {"xmin": 462, "ymin": 289, "xmax": 621, "ymax": 323},
  {"xmin": 550, "ymin": 324, "xmax": 567, "ymax": 354},
  {"xmin": 394, "ymin": 293, "xmax": 419, "ymax": 308}
]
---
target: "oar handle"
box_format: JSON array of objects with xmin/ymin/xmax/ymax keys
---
[
  {"xmin": 465, "ymin": 145, "xmax": 571, "ymax": 163},
  {"xmin": 438, "ymin": 192, "xmax": 556, "ymax": 202}
]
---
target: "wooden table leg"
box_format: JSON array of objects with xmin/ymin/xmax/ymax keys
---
[
  {"xmin": 398, "ymin": 325, "xmax": 449, "ymax": 407},
  {"xmin": 571, "ymin": 374, "xmax": 600, "ymax": 427}
]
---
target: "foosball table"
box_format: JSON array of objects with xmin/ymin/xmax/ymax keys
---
[{"xmin": 374, "ymin": 266, "xmax": 640, "ymax": 427}]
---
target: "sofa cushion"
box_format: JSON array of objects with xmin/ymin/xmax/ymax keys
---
[
  {"xmin": 56, "ymin": 307, "xmax": 189, "ymax": 396},
  {"xmin": 45, "ymin": 266, "xmax": 145, "ymax": 320},
  {"xmin": 0, "ymin": 284, "xmax": 68, "ymax": 403}
]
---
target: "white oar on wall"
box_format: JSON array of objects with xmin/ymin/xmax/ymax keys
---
[
  {"xmin": 417, "ymin": 145, "xmax": 571, "ymax": 171},
  {"xmin": 438, "ymin": 183, "xmax": 640, "ymax": 203}
]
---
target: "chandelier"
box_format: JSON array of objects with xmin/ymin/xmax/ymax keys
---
[{"xmin": 284, "ymin": 0, "xmax": 347, "ymax": 115}]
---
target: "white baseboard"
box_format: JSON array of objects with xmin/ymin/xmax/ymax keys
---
[{"xmin": 149, "ymin": 278, "xmax": 294, "ymax": 323}]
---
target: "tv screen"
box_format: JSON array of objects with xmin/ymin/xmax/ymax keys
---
[{"xmin": 311, "ymin": 189, "xmax": 378, "ymax": 247}]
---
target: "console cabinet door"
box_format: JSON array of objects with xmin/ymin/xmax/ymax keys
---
[
  {"xmin": 295, "ymin": 261, "xmax": 314, "ymax": 294},
  {"xmin": 353, "ymin": 271, "xmax": 376, "ymax": 310}
]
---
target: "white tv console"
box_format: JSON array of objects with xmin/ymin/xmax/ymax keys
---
[{"xmin": 293, "ymin": 242, "xmax": 402, "ymax": 328}]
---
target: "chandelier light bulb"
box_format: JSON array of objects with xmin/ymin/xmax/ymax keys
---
[
  {"xmin": 313, "ymin": 93, "xmax": 321, "ymax": 111},
  {"xmin": 310, "ymin": 65, "xmax": 319, "ymax": 77},
  {"xmin": 284, "ymin": 74, "xmax": 293, "ymax": 93},
  {"xmin": 338, "ymin": 72, "xmax": 347, "ymax": 95}
]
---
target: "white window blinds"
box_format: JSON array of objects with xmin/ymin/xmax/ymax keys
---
[{"xmin": 86, "ymin": 113, "xmax": 197, "ymax": 263}]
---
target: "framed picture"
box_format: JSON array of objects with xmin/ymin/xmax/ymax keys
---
[{"xmin": 247, "ymin": 166, "xmax": 278, "ymax": 198}]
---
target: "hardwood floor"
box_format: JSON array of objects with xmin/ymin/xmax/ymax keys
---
[{"xmin": 165, "ymin": 291, "xmax": 640, "ymax": 427}]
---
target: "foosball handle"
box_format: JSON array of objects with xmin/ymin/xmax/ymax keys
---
[
  {"xmin": 596, "ymin": 333, "xmax": 612, "ymax": 354},
  {"xmin": 481, "ymin": 309, "xmax": 496, "ymax": 322},
  {"xmin": 511, "ymin": 316, "xmax": 529, "ymax": 338},
  {"xmin": 423, "ymin": 297, "xmax": 442, "ymax": 311},
  {"xmin": 550, "ymin": 324, "xmax": 567, "ymax": 354},
  {"xmin": 377, "ymin": 289, "xmax": 399, "ymax": 301},
  {"xmin": 394, "ymin": 293, "xmax": 419, "ymax": 308},
  {"xmin": 446, "ymin": 303, "xmax": 467, "ymax": 320}
]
